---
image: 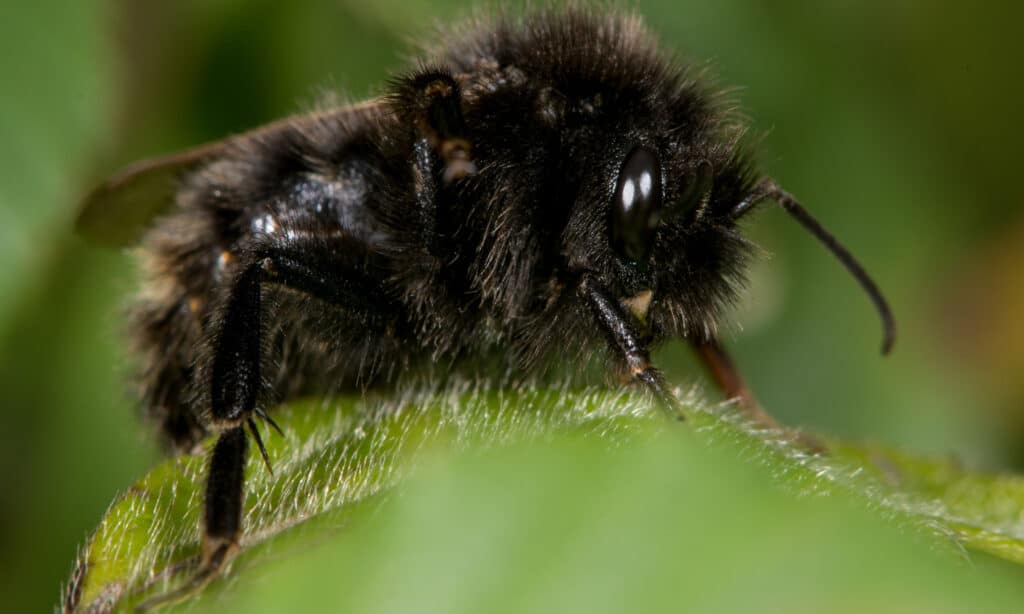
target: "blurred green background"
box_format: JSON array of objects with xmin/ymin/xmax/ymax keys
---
[{"xmin": 2, "ymin": 0, "xmax": 1023, "ymax": 610}]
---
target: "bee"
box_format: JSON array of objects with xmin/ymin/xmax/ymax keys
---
[{"xmin": 78, "ymin": 5, "xmax": 894, "ymax": 590}]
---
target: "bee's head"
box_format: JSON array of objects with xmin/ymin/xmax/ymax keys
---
[
  {"xmin": 561, "ymin": 112, "xmax": 760, "ymax": 342},
  {"xmin": 441, "ymin": 7, "xmax": 893, "ymax": 350},
  {"xmin": 567, "ymin": 93, "xmax": 893, "ymax": 352},
  {"xmin": 439, "ymin": 7, "xmax": 759, "ymax": 336}
]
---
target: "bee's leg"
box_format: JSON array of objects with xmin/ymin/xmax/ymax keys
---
[
  {"xmin": 397, "ymin": 69, "xmax": 475, "ymax": 184},
  {"xmin": 201, "ymin": 426, "xmax": 248, "ymax": 572},
  {"xmin": 395, "ymin": 69, "xmax": 474, "ymax": 253},
  {"xmin": 579, "ymin": 274, "xmax": 683, "ymax": 419},
  {"xmin": 136, "ymin": 426, "xmax": 249, "ymax": 612},
  {"xmin": 690, "ymin": 338, "xmax": 780, "ymax": 429},
  {"xmin": 199, "ymin": 235, "xmax": 389, "ymax": 575},
  {"xmin": 691, "ymin": 339, "xmax": 825, "ymax": 452}
]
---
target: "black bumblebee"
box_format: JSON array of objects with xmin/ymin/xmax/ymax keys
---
[{"xmin": 78, "ymin": 6, "xmax": 894, "ymax": 585}]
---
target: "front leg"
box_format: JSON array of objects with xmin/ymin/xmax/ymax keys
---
[
  {"xmin": 690, "ymin": 337, "xmax": 781, "ymax": 430},
  {"xmin": 578, "ymin": 274, "xmax": 683, "ymax": 419},
  {"xmin": 691, "ymin": 338, "xmax": 825, "ymax": 453}
]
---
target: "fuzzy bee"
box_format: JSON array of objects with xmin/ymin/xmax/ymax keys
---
[{"xmin": 78, "ymin": 5, "xmax": 894, "ymax": 590}]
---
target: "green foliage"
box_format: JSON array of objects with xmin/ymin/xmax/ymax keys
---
[{"xmin": 66, "ymin": 388, "xmax": 1024, "ymax": 612}]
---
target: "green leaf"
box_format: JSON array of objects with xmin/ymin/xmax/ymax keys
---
[{"xmin": 64, "ymin": 388, "xmax": 1024, "ymax": 612}]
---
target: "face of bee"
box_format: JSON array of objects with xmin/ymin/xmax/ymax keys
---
[
  {"xmin": 604, "ymin": 133, "xmax": 755, "ymax": 337},
  {"xmin": 450, "ymin": 67, "xmax": 756, "ymax": 336},
  {"xmin": 522, "ymin": 91, "xmax": 757, "ymax": 337},
  {"xmin": 434, "ymin": 11, "xmax": 888, "ymax": 347}
]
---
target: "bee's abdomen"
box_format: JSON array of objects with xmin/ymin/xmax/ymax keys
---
[{"xmin": 130, "ymin": 209, "xmax": 223, "ymax": 453}]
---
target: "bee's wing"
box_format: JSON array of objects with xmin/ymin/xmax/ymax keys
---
[
  {"xmin": 76, "ymin": 101, "xmax": 386, "ymax": 246},
  {"xmin": 75, "ymin": 140, "xmax": 227, "ymax": 246}
]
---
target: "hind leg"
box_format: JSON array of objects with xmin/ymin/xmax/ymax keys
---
[
  {"xmin": 197, "ymin": 230, "xmax": 394, "ymax": 575},
  {"xmin": 136, "ymin": 228, "xmax": 394, "ymax": 610}
]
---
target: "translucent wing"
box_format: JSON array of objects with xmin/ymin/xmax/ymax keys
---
[
  {"xmin": 75, "ymin": 102, "xmax": 385, "ymax": 246},
  {"xmin": 75, "ymin": 140, "xmax": 226, "ymax": 246}
]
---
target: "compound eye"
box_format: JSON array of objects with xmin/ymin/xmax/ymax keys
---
[{"xmin": 611, "ymin": 146, "xmax": 663, "ymax": 261}]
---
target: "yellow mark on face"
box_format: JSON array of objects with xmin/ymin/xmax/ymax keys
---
[{"xmin": 622, "ymin": 290, "xmax": 653, "ymax": 322}]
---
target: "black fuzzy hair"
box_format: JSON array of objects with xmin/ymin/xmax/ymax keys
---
[{"xmin": 125, "ymin": 5, "xmax": 760, "ymax": 450}]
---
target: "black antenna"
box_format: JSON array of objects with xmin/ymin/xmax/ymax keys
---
[{"xmin": 737, "ymin": 178, "xmax": 896, "ymax": 355}]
